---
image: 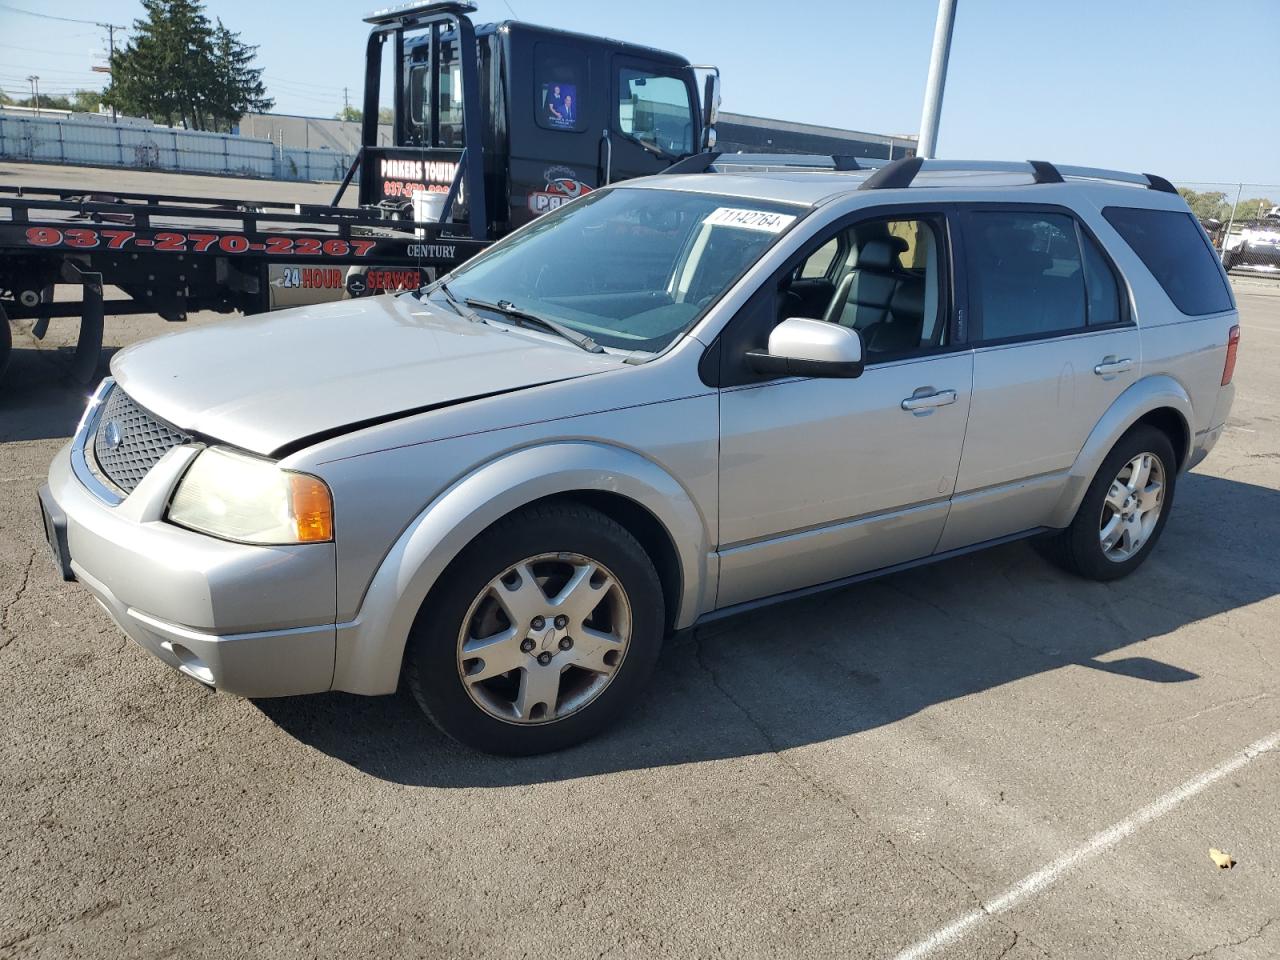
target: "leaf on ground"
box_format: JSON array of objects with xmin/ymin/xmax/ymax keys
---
[{"xmin": 1209, "ymin": 848, "xmax": 1235, "ymax": 869}]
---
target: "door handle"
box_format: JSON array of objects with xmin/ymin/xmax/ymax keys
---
[
  {"xmin": 901, "ymin": 389, "xmax": 958, "ymax": 413},
  {"xmin": 1094, "ymin": 357, "xmax": 1133, "ymax": 377},
  {"xmin": 601, "ymin": 129, "xmax": 613, "ymax": 185}
]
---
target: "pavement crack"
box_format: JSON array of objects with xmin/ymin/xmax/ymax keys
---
[
  {"xmin": 1180, "ymin": 915, "xmax": 1278, "ymax": 960},
  {"xmin": 691, "ymin": 629, "xmax": 988, "ymax": 913},
  {"xmin": 0, "ymin": 547, "xmax": 38, "ymax": 650},
  {"xmin": 993, "ymin": 929, "xmax": 1019, "ymax": 960},
  {"xmin": 1140, "ymin": 692, "xmax": 1275, "ymax": 730}
]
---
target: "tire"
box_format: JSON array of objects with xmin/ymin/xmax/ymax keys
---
[
  {"xmin": 403, "ymin": 501, "xmax": 665, "ymax": 755},
  {"xmin": 1038, "ymin": 424, "xmax": 1177, "ymax": 581}
]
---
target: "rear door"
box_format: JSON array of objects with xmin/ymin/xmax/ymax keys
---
[
  {"xmin": 608, "ymin": 56, "xmax": 698, "ymax": 183},
  {"xmin": 937, "ymin": 205, "xmax": 1139, "ymax": 550}
]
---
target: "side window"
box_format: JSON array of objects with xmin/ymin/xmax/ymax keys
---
[
  {"xmin": 1102, "ymin": 207, "xmax": 1233, "ymax": 316},
  {"xmin": 1079, "ymin": 226, "xmax": 1123, "ymax": 326},
  {"xmin": 535, "ymin": 43, "xmax": 589, "ymax": 133},
  {"xmin": 781, "ymin": 216, "xmax": 947, "ymax": 359},
  {"xmin": 798, "ymin": 237, "xmax": 839, "ymax": 279},
  {"xmin": 617, "ymin": 67, "xmax": 693, "ymax": 156},
  {"xmin": 435, "ymin": 51, "xmax": 463, "ymax": 147},
  {"xmin": 404, "ymin": 48, "xmax": 463, "ymax": 148},
  {"xmin": 966, "ymin": 211, "xmax": 1086, "ymax": 341}
]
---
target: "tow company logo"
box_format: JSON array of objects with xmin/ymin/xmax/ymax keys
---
[{"xmin": 528, "ymin": 166, "xmax": 593, "ymax": 215}]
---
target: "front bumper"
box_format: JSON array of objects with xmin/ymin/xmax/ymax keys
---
[{"xmin": 43, "ymin": 395, "xmax": 338, "ymax": 698}]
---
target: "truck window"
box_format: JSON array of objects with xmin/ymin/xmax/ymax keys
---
[
  {"xmin": 405, "ymin": 53, "xmax": 462, "ymax": 147},
  {"xmin": 535, "ymin": 43, "xmax": 588, "ymax": 133},
  {"xmin": 436, "ymin": 44, "xmax": 464, "ymax": 147},
  {"xmin": 1102, "ymin": 207, "xmax": 1233, "ymax": 316},
  {"xmin": 617, "ymin": 67, "xmax": 693, "ymax": 157}
]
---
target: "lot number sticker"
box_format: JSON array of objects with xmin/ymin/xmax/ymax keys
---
[{"xmin": 704, "ymin": 207, "xmax": 797, "ymax": 233}]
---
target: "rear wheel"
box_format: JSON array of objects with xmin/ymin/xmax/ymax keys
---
[
  {"xmin": 403, "ymin": 502, "xmax": 665, "ymax": 755},
  {"xmin": 1039, "ymin": 425, "xmax": 1176, "ymax": 581}
]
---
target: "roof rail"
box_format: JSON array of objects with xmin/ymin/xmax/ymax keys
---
[
  {"xmin": 859, "ymin": 158, "xmax": 1178, "ymax": 193},
  {"xmin": 663, "ymin": 152, "xmax": 883, "ymax": 175}
]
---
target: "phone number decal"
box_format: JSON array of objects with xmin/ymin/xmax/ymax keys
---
[{"xmin": 24, "ymin": 226, "xmax": 378, "ymax": 257}]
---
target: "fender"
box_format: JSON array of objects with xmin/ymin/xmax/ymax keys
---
[
  {"xmin": 330, "ymin": 441, "xmax": 714, "ymax": 695},
  {"xmin": 1046, "ymin": 374, "xmax": 1193, "ymax": 529}
]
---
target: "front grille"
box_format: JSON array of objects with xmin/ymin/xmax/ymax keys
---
[{"xmin": 92, "ymin": 386, "xmax": 191, "ymax": 495}]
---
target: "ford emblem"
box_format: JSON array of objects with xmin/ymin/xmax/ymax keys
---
[{"xmin": 103, "ymin": 420, "xmax": 123, "ymax": 450}]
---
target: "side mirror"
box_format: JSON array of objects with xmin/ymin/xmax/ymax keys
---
[
  {"xmin": 746, "ymin": 318, "xmax": 865, "ymax": 379},
  {"xmin": 699, "ymin": 69, "xmax": 720, "ymax": 151}
]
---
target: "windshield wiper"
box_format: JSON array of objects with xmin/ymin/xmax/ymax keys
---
[
  {"xmin": 464, "ymin": 298, "xmax": 603, "ymax": 353},
  {"xmin": 433, "ymin": 280, "xmax": 481, "ymax": 323}
]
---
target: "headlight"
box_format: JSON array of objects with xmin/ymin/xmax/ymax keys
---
[{"xmin": 168, "ymin": 447, "xmax": 333, "ymax": 544}]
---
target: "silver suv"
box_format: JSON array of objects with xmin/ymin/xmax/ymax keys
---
[{"xmin": 40, "ymin": 156, "xmax": 1241, "ymax": 754}]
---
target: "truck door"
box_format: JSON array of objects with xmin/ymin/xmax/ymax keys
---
[{"xmin": 607, "ymin": 57, "xmax": 698, "ymax": 184}]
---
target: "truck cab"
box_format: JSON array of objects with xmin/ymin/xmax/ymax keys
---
[{"xmin": 356, "ymin": 2, "xmax": 718, "ymax": 238}]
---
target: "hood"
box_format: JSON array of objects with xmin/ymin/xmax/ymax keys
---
[{"xmin": 111, "ymin": 293, "xmax": 627, "ymax": 455}]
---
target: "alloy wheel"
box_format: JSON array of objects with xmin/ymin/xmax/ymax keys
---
[
  {"xmin": 455, "ymin": 553, "xmax": 632, "ymax": 724},
  {"xmin": 1098, "ymin": 452, "xmax": 1165, "ymax": 562}
]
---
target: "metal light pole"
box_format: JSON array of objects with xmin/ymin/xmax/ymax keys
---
[
  {"xmin": 917, "ymin": 0, "xmax": 958, "ymax": 159},
  {"xmin": 27, "ymin": 75, "xmax": 41, "ymax": 115}
]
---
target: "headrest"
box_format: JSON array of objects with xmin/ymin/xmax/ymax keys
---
[{"xmin": 855, "ymin": 237, "xmax": 905, "ymax": 271}]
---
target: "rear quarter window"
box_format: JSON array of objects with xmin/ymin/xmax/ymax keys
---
[{"xmin": 1102, "ymin": 207, "xmax": 1233, "ymax": 316}]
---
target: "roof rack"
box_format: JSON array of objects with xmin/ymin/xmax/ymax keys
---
[
  {"xmin": 857, "ymin": 158, "xmax": 1178, "ymax": 194},
  {"xmin": 664, "ymin": 152, "xmax": 886, "ymax": 175}
]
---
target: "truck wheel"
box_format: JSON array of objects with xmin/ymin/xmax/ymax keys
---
[
  {"xmin": 1037, "ymin": 425, "xmax": 1177, "ymax": 581},
  {"xmin": 403, "ymin": 501, "xmax": 665, "ymax": 755}
]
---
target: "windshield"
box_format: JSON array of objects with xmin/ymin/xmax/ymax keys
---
[{"xmin": 436, "ymin": 187, "xmax": 804, "ymax": 353}]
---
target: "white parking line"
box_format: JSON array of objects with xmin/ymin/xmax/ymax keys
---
[{"xmin": 891, "ymin": 730, "xmax": 1280, "ymax": 960}]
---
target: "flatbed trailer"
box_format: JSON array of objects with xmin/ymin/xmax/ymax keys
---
[{"xmin": 0, "ymin": 184, "xmax": 484, "ymax": 382}]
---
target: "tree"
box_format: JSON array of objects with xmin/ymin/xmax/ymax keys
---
[
  {"xmin": 205, "ymin": 19, "xmax": 272, "ymax": 130},
  {"xmin": 70, "ymin": 89, "xmax": 104, "ymax": 113},
  {"xmin": 333, "ymin": 107, "xmax": 394, "ymax": 124},
  {"xmin": 1177, "ymin": 188, "xmax": 1231, "ymax": 222},
  {"xmin": 104, "ymin": 0, "xmax": 272, "ymax": 131},
  {"xmin": 1234, "ymin": 198, "xmax": 1277, "ymax": 222}
]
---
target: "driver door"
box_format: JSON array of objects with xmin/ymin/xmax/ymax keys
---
[
  {"xmin": 608, "ymin": 57, "xmax": 697, "ymax": 183},
  {"xmin": 715, "ymin": 211, "xmax": 974, "ymax": 609}
]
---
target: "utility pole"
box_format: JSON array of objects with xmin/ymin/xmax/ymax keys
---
[
  {"xmin": 99, "ymin": 21, "xmax": 122, "ymax": 121},
  {"xmin": 342, "ymin": 87, "xmax": 352, "ymax": 148},
  {"xmin": 917, "ymin": 0, "xmax": 958, "ymax": 159},
  {"xmin": 27, "ymin": 75, "xmax": 40, "ymax": 115}
]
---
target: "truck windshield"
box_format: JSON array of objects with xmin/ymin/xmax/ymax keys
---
[{"xmin": 437, "ymin": 188, "xmax": 804, "ymax": 353}]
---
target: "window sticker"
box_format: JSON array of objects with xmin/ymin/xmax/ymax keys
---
[
  {"xmin": 704, "ymin": 207, "xmax": 797, "ymax": 234},
  {"xmin": 542, "ymin": 82, "xmax": 577, "ymax": 128}
]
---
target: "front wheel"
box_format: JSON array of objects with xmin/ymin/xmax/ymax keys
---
[
  {"xmin": 1038, "ymin": 425, "xmax": 1177, "ymax": 581},
  {"xmin": 404, "ymin": 502, "xmax": 665, "ymax": 755}
]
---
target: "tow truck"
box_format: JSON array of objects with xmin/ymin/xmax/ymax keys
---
[{"xmin": 0, "ymin": 1, "xmax": 720, "ymax": 387}]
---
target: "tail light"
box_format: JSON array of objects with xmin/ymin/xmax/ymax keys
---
[{"xmin": 1222, "ymin": 325, "xmax": 1241, "ymax": 385}]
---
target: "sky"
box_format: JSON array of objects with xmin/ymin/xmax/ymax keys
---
[{"xmin": 1, "ymin": 0, "xmax": 1276, "ymax": 184}]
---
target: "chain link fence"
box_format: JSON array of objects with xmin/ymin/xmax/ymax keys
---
[{"xmin": 1176, "ymin": 181, "xmax": 1280, "ymax": 277}]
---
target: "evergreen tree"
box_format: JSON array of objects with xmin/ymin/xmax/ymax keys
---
[{"xmin": 105, "ymin": 0, "xmax": 272, "ymax": 131}]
